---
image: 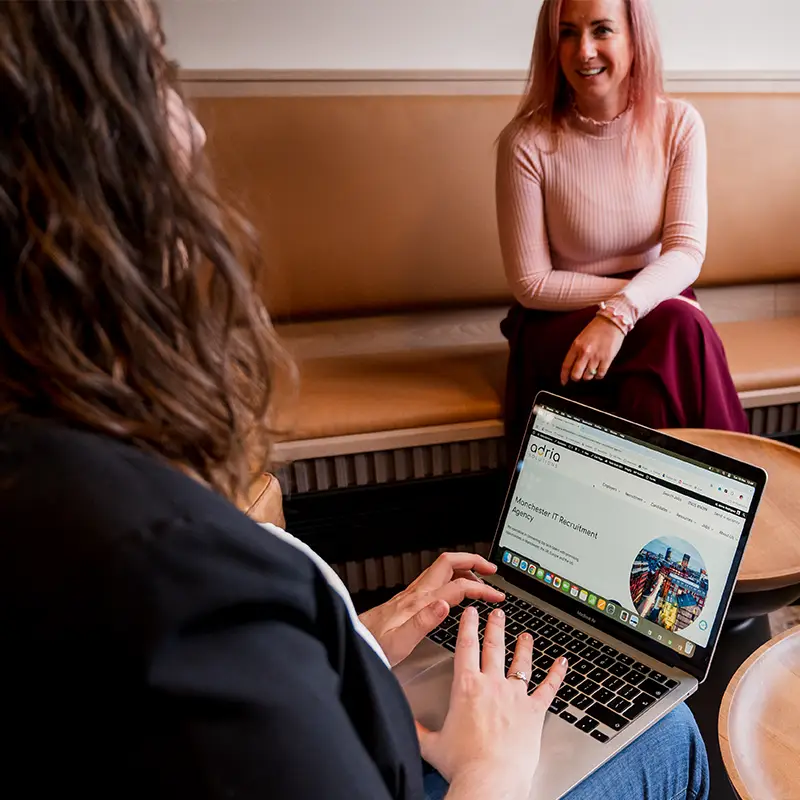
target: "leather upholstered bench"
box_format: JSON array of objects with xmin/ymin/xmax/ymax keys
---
[{"xmin": 189, "ymin": 83, "xmax": 800, "ymax": 591}]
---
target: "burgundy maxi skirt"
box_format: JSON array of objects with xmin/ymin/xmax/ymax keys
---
[{"xmin": 500, "ymin": 287, "xmax": 749, "ymax": 466}]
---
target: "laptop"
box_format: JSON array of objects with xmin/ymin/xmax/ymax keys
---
[{"xmin": 395, "ymin": 391, "xmax": 767, "ymax": 799}]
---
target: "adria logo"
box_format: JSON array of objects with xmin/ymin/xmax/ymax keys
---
[{"xmin": 529, "ymin": 439, "xmax": 562, "ymax": 463}]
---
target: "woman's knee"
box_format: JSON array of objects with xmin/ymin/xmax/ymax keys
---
[
  {"xmin": 565, "ymin": 704, "xmax": 709, "ymax": 800},
  {"xmin": 638, "ymin": 297, "xmax": 701, "ymax": 339},
  {"xmin": 659, "ymin": 703, "xmax": 703, "ymax": 750},
  {"xmin": 651, "ymin": 704, "xmax": 709, "ymax": 800}
]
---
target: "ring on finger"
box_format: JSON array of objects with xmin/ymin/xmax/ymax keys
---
[{"xmin": 507, "ymin": 670, "xmax": 529, "ymax": 684}]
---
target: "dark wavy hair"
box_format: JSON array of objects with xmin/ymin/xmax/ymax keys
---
[{"xmin": 0, "ymin": 0, "xmax": 288, "ymax": 501}]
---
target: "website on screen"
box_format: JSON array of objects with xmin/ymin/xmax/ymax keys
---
[{"xmin": 497, "ymin": 405, "xmax": 754, "ymax": 654}]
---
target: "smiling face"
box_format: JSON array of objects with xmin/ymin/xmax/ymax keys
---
[{"xmin": 558, "ymin": 0, "xmax": 633, "ymax": 120}]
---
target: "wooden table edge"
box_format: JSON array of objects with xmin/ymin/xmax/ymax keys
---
[
  {"xmin": 662, "ymin": 429, "xmax": 800, "ymax": 591},
  {"xmin": 718, "ymin": 624, "xmax": 800, "ymax": 800},
  {"xmin": 661, "ymin": 429, "xmax": 800, "ymax": 455},
  {"xmin": 734, "ymin": 573, "xmax": 800, "ymax": 593}
]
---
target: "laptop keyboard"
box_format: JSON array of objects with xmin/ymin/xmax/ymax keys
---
[{"xmin": 427, "ymin": 595, "xmax": 679, "ymax": 742}]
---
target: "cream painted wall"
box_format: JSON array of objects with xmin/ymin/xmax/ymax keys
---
[{"xmin": 160, "ymin": 0, "xmax": 799, "ymax": 72}]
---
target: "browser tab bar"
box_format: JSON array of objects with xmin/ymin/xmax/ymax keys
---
[{"xmin": 533, "ymin": 404, "xmax": 755, "ymax": 511}]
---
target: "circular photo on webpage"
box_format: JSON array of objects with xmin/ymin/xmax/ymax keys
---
[{"xmin": 629, "ymin": 537, "xmax": 708, "ymax": 633}]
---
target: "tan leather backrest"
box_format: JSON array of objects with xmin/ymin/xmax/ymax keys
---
[{"xmin": 195, "ymin": 92, "xmax": 800, "ymax": 320}]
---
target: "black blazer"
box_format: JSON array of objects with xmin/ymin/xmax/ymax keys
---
[{"xmin": 0, "ymin": 416, "xmax": 424, "ymax": 799}]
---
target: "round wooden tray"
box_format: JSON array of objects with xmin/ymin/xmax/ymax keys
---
[
  {"xmin": 719, "ymin": 625, "xmax": 800, "ymax": 799},
  {"xmin": 663, "ymin": 430, "xmax": 800, "ymax": 593}
]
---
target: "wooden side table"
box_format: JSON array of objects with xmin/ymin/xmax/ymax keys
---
[
  {"xmin": 662, "ymin": 430, "xmax": 800, "ymax": 800},
  {"xmin": 663, "ymin": 430, "xmax": 800, "ymax": 599},
  {"xmin": 719, "ymin": 625, "xmax": 800, "ymax": 799}
]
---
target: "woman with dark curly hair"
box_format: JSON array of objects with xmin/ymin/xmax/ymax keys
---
[{"xmin": 0, "ymin": 3, "xmax": 708, "ymax": 799}]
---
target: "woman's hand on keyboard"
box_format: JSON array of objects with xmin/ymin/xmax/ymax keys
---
[
  {"xmin": 358, "ymin": 552, "xmax": 505, "ymax": 667},
  {"xmin": 415, "ymin": 606, "xmax": 568, "ymax": 800}
]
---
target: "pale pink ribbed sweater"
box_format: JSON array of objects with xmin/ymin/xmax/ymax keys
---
[{"xmin": 495, "ymin": 98, "xmax": 707, "ymax": 320}]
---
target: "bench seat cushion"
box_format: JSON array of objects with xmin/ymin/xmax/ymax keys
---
[
  {"xmin": 714, "ymin": 317, "xmax": 800, "ymax": 392},
  {"xmin": 282, "ymin": 349, "xmax": 506, "ymax": 441},
  {"xmin": 275, "ymin": 310, "xmax": 800, "ymax": 443}
]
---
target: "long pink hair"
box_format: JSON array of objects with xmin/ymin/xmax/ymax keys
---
[{"xmin": 507, "ymin": 0, "xmax": 664, "ymax": 152}]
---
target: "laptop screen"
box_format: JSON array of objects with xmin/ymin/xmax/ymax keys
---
[{"xmin": 493, "ymin": 395, "xmax": 762, "ymax": 672}]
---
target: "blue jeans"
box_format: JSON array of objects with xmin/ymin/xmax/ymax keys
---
[{"xmin": 423, "ymin": 704, "xmax": 709, "ymax": 800}]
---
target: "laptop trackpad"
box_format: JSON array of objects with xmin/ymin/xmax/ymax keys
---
[{"xmin": 402, "ymin": 656, "xmax": 455, "ymax": 733}]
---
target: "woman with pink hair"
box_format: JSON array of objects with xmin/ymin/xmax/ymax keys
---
[{"xmin": 497, "ymin": 0, "xmax": 747, "ymax": 466}]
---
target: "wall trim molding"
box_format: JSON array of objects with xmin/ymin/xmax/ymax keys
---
[{"xmin": 182, "ymin": 69, "xmax": 800, "ymax": 97}]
